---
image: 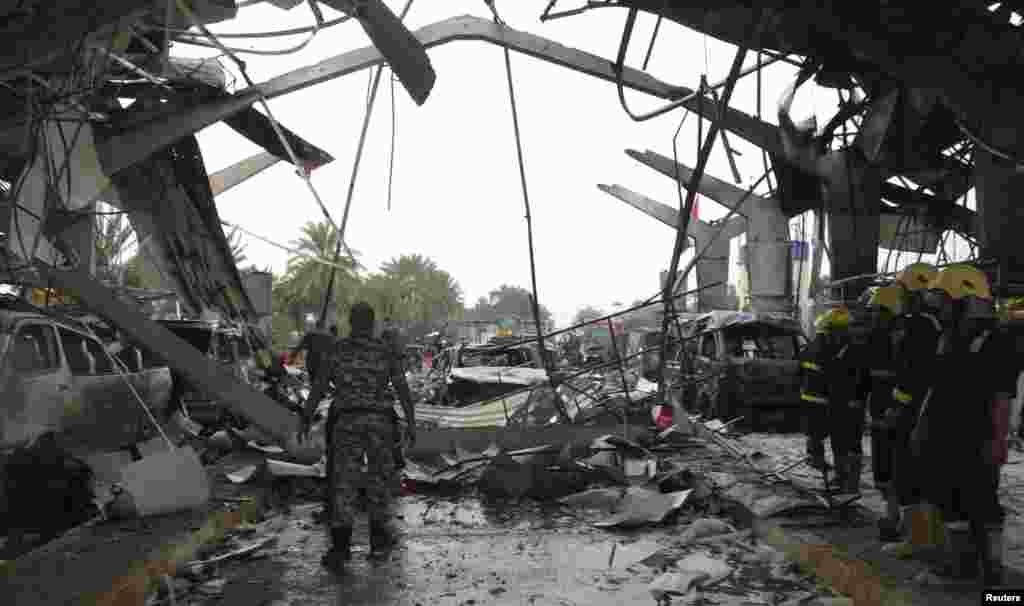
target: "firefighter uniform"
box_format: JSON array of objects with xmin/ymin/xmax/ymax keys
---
[
  {"xmin": 828, "ymin": 324, "xmax": 871, "ymax": 493},
  {"xmin": 911, "ymin": 265, "xmax": 1015, "ymax": 584},
  {"xmin": 800, "ymin": 312, "xmax": 842, "ymax": 469},
  {"xmin": 884, "ymin": 262, "xmax": 939, "ymax": 511},
  {"xmin": 888, "ymin": 310, "xmax": 942, "ymax": 507},
  {"xmin": 801, "ymin": 307, "xmax": 869, "ymax": 491},
  {"xmin": 862, "ymin": 287, "xmax": 904, "ymax": 493}
]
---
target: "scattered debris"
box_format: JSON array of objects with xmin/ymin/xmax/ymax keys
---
[
  {"xmin": 184, "ymin": 537, "xmax": 277, "ymax": 571},
  {"xmin": 678, "ymin": 518, "xmax": 736, "ymax": 543},
  {"xmin": 226, "ymin": 464, "xmax": 261, "ymax": 484},
  {"xmin": 267, "ymin": 458, "xmax": 325, "ymax": 478},
  {"xmin": 110, "ymin": 447, "xmax": 210, "ymax": 519},
  {"xmin": 593, "ymin": 489, "xmax": 691, "ymax": 528},
  {"xmin": 648, "ymin": 553, "xmax": 734, "ymax": 599}
]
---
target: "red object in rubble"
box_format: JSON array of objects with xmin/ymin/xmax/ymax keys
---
[{"xmin": 654, "ymin": 405, "xmax": 674, "ymax": 430}]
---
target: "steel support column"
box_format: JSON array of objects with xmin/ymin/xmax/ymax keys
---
[{"xmin": 822, "ymin": 152, "xmax": 881, "ymax": 302}]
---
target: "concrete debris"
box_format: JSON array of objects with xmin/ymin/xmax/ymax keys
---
[
  {"xmin": 678, "ymin": 518, "xmax": 736, "ymax": 542},
  {"xmin": 558, "ymin": 487, "xmax": 626, "ymax": 511},
  {"xmin": 648, "ymin": 553, "xmax": 733, "ymax": 599},
  {"xmin": 109, "ymin": 447, "xmax": 210, "ymax": 519},
  {"xmin": 721, "ymin": 481, "xmax": 822, "ymax": 517},
  {"xmin": 267, "ymin": 458, "xmax": 325, "ymax": 478},
  {"xmin": 593, "ymin": 489, "xmax": 691, "ymax": 528},
  {"xmin": 226, "ymin": 464, "xmax": 261, "ymax": 484}
]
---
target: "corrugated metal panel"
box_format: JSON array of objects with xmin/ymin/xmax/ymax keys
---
[{"xmin": 412, "ymin": 392, "xmax": 532, "ymax": 428}]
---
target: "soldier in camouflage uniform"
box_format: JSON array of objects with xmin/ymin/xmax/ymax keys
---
[{"xmin": 300, "ymin": 302, "xmax": 416, "ymax": 568}]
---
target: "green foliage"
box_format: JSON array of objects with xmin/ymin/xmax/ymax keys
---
[
  {"xmin": 268, "ymin": 222, "xmax": 465, "ymax": 342},
  {"xmin": 226, "ymin": 226, "xmax": 248, "ymax": 266},
  {"xmin": 572, "ymin": 305, "xmax": 606, "ymax": 328},
  {"xmin": 271, "ymin": 221, "xmax": 363, "ymax": 330},
  {"xmin": 466, "ymin": 284, "xmax": 553, "ymax": 331}
]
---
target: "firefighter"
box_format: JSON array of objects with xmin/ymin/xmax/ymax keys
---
[
  {"xmin": 800, "ymin": 309, "xmax": 843, "ymax": 473},
  {"xmin": 885, "ymin": 263, "xmax": 941, "ymax": 535},
  {"xmin": 910, "ymin": 264, "xmax": 1015, "ymax": 585},
  {"xmin": 802, "ymin": 305, "xmax": 872, "ymax": 493},
  {"xmin": 860, "ymin": 284, "xmax": 906, "ymax": 539}
]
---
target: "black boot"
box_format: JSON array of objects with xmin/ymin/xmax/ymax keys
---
[
  {"xmin": 369, "ymin": 519, "xmax": 397, "ymax": 560},
  {"xmin": 321, "ymin": 525, "xmax": 352, "ymax": 569}
]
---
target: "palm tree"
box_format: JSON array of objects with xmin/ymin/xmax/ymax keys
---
[
  {"xmin": 378, "ymin": 254, "xmax": 464, "ymax": 332},
  {"xmin": 226, "ymin": 225, "xmax": 248, "ymax": 266},
  {"xmin": 273, "ymin": 220, "xmax": 362, "ymax": 329}
]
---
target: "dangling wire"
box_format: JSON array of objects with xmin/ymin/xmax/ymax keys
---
[
  {"xmin": 485, "ymin": 0, "xmax": 568, "ymax": 421},
  {"xmin": 387, "ymin": 70, "xmax": 397, "ymax": 211}
]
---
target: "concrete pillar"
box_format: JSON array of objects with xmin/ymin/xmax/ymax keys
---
[
  {"xmin": 823, "ymin": 151, "xmax": 881, "ymax": 302},
  {"xmin": 974, "ymin": 147, "xmax": 1024, "ymax": 286},
  {"xmin": 695, "ymin": 235, "xmax": 732, "ymax": 311},
  {"xmin": 744, "ymin": 196, "xmax": 792, "ymax": 313}
]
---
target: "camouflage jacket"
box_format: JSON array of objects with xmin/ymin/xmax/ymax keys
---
[{"xmin": 323, "ymin": 333, "xmax": 408, "ymax": 414}]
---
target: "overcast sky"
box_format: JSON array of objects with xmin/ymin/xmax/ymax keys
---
[{"xmin": 177, "ymin": 1, "xmax": 833, "ymax": 328}]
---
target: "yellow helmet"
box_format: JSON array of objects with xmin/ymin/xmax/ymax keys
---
[
  {"xmin": 814, "ymin": 306, "xmax": 851, "ymax": 333},
  {"xmin": 895, "ymin": 263, "xmax": 938, "ymax": 292},
  {"xmin": 866, "ymin": 285, "xmax": 904, "ymax": 315},
  {"xmin": 926, "ymin": 264, "xmax": 993, "ymax": 300}
]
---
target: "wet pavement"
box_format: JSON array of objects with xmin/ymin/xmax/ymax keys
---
[{"xmin": 190, "ymin": 491, "xmax": 822, "ymax": 606}]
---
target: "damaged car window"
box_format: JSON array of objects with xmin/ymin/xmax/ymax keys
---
[
  {"xmin": 58, "ymin": 329, "xmax": 91, "ymax": 375},
  {"xmin": 84, "ymin": 337, "xmax": 113, "ymax": 374},
  {"xmin": 10, "ymin": 324, "xmax": 59, "ymax": 373},
  {"xmin": 722, "ymin": 328, "xmax": 797, "ymax": 360}
]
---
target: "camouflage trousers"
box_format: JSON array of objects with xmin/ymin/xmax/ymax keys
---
[{"xmin": 325, "ymin": 410, "xmax": 398, "ymax": 529}]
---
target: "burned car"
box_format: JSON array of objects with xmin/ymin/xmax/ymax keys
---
[
  {"xmin": 0, "ymin": 300, "xmax": 172, "ymax": 454},
  {"xmin": 0, "ymin": 298, "xmax": 173, "ymax": 534},
  {"xmin": 434, "ymin": 341, "xmax": 553, "ymax": 406},
  {"xmin": 681, "ymin": 311, "xmax": 807, "ymax": 425}
]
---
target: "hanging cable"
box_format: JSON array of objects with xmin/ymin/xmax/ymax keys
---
[
  {"xmin": 613, "ymin": 8, "xmax": 780, "ymax": 123},
  {"xmin": 174, "ymin": 0, "xmax": 352, "ymax": 261},
  {"xmin": 387, "ymin": 70, "xmax": 397, "ymax": 211},
  {"xmin": 155, "ymin": 13, "xmax": 350, "ymax": 38},
  {"xmin": 171, "ymin": 0, "xmax": 338, "ymax": 55},
  {"xmin": 485, "ymin": 0, "xmax": 567, "ymax": 422},
  {"xmin": 641, "ymin": 11, "xmax": 664, "ymax": 71},
  {"xmin": 318, "ymin": 0, "xmax": 417, "ymax": 327},
  {"xmin": 220, "ymin": 220, "xmax": 356, "ymax": 272}
]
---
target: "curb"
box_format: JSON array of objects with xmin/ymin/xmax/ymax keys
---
[
  {"xmin": 89, "ymin": 497, "xmax": 262, "ymax": 606},
  {"xmin": 751, "ymin": 519, "xmax": 916, "ymax": 606}
]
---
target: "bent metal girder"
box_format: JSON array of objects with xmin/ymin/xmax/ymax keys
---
[{"xmin": 92, "ymin": 14, "xmax": 758, "ymax": 181}]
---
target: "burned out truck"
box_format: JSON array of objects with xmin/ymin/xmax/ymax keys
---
[{"xmin": 681, "ymin": 311, "xmax": 807, "ymax": 426}]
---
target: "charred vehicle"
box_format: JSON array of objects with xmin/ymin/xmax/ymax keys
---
[
  {"xmin": 682, "ymin": 311, "xmax": 807, "ymax": 425},
  {"xmin": 159, "ymin": 319, "xmax": 258, "ymax": 428},
  {"xmin": 0, "ymin": 298, "xmax": 173, "ymax": 534},
  {"xmin": 434, "ymin": 340, "xmax": 553, "ymax": 406},
  {"xmin": 0, "ymin": 302, "xmax": 173, "ymax": 454}
]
